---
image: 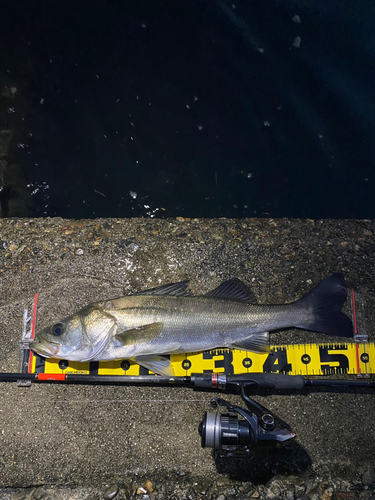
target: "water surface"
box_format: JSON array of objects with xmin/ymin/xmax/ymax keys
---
[{"xmin": 1, "ymin": 0, "xmax": 374, "ymax": 218}]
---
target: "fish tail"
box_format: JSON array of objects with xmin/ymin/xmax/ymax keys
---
[{"xmin": 295, "ymin": 273, "xmax": 353, "ymax": 337}]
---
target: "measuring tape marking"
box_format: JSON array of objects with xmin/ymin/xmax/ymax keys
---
[{"xmin": 29, "ymin": 342, "xmax": 374, "ymax": 377}]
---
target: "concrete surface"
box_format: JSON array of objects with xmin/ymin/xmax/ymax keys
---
[{"xmin": 0, "ymin": 217, "xmax": 374, "ymax": 489}]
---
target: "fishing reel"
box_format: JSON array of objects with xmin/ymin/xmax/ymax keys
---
[{"xmin": 198, "ymin": 385, "xmax": 295, "ymax": 459}]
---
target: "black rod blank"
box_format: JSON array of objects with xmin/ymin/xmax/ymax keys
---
[{"xmin": 0, "ymin": 372, "xmax": 373, "ymax": 391}]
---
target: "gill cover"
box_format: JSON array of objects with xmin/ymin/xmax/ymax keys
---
[{"xmin": 76, "ymin": 306, "xmax": 117, "ymax": 361}]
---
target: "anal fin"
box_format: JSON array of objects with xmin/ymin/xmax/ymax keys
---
[{"xmin": 230, "ymin": 331, "xmax": 269, "ymax": 353}]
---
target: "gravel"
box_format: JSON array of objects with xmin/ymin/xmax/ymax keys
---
[{"xmin": 0, "ymin": 217, "xmax": 373, "ymax": 496}]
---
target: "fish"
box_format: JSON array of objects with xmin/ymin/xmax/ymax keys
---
[{"xmin": 30, "ymin": 273, "xmax": 353, "ymax": 376}]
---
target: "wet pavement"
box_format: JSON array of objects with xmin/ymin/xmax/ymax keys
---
[{"xmin": 0, "ymin": 217, "xmax": 374, "ymax": 497}]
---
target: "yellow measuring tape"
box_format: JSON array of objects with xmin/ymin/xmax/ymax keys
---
[{"xmin": 33, "ymin": 342, "xmax": 374, "ymax": 377}]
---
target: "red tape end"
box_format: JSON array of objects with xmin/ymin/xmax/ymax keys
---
[{"xmin": 37, "ymin": 373, "xmax": 66, "ymax": 381}]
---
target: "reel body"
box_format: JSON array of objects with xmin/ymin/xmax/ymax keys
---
[{"xmin": 199, "ymin": 388, "xmax": 295, "ymax": 458}]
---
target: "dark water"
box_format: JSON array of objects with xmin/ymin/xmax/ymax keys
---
[{"xmin": 1, "ymin": 0, "xmax": 375, "ymax": 219}]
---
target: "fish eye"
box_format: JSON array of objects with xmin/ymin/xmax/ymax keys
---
[{"xmin": 52, "ymin": 323, "xmax": 64, "ymax": 336}]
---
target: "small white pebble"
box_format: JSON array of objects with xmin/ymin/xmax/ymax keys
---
[{"xmin": 292, "ymin": 36, "xmax": 301, "ymax": 48}]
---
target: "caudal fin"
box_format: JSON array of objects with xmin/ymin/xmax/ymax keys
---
[{"xmin": 295, "ymin": 273, "xmax": 353, "ymax": 338}]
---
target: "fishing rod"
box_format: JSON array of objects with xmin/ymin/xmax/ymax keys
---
[
  {"xmin": 2, "ymin": 370, "xmax": 374, "ymax": 390},
  {"xmin": 2, "ymin": 371, "xmax": 373, "ymax": 459}
]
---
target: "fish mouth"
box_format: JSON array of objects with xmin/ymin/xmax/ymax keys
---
[{"xmin": 30, "ymin": 339, "xmax": 60, "ymax": 358}]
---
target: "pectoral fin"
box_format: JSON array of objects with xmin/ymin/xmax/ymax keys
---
[
  {"xmin": 115, "ymin": 322, "xmax": 164, "ymax": 346},
  {"xmin": 230, "ymin": 331, "xmax": 270, "ymax": 353},
  {"xmin": 133, "ymin": 355, "xmax": 174, "ymax": 376}
]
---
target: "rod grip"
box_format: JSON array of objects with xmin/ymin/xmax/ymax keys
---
[{"xmin": 229, "ymin": 373, "xmax": 306, "ymax": 390}]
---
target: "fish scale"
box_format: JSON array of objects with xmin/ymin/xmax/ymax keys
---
[{"xmin": 105, "ymin": 296, "xmax": 298, "ymax": 351}]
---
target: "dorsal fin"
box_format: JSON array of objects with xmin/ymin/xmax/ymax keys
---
[
  {"xmin": 134, "ymin": 281, "xmax": 193, "ymax": 297},
  {"xmin": 205, "ymin": 278, "xmax": 257, "ymax": 304}
]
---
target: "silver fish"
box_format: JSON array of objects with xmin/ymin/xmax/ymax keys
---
[{"xmin": 30, "ymin": 273, "xmax": 353, "ymax": 376}]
